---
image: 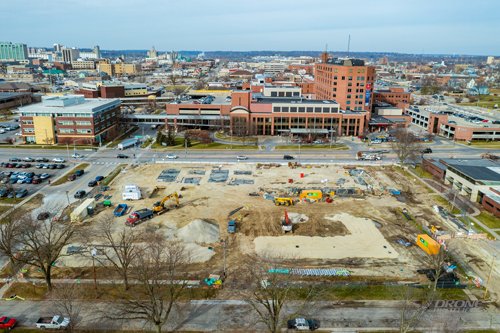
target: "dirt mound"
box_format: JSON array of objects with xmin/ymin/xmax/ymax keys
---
[
  {"xmin": 288, "ymin": 212, "xmax": 309, "ymax": 224},
  {"xmin": 176, "ymin": 219, "xmax": 220, "ymax": 244}
]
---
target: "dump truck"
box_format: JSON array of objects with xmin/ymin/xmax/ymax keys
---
[
  {"xmin": 126, "ymin": 209, "xmax": 153, "ymax": 227},
  {"xmin": 152, "ymin": 192, "xmax": 179, "ymax": 215},
  {"xmin": 274, "ymin": 197, "xmax": 294, "ymax": 206},
  {"xmin": 113, "ymin": 203, "xmax": 128, "ymax": 217}
]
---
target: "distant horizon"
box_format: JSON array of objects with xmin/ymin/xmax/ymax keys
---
[
  {"xmin": 2, "ymin": 0, "xmax": 498, "ymax": 55},
  {"xmin": 23, "ymin": 46, "xmax": 496, "ymax": 58}
]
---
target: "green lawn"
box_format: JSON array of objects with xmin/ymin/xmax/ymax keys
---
[
  {"xmin": 413, "ymin": 166, "xmax": 434, "ymax": 179},
  {"xmin": 433, "ymin": 195, "xmax": 462, "ymax": 215},
  {"xmin": 290, "ymin": 285, "xmax": 466, "ymax": 301},
  {"xmin": 460, "ymin": 94, "xmax": 500, "ymax": 109},
  {"xmin": 101, "ymin": 164, "xmax": 126, "ymax": 186},
  {"xmin": 275, "ymin": 144, "xmax": 349, "ymax": 150},
  {"xmin": 51, "ymin": 163, "xmax": 90, "ymax": 186},
  {"xmin": 214, "ymin": 132, "xmax": 258, "ymax": 144},
  {"xmin": 475, "ymin": 211, "xmax": 500, "ymax": 229},
  {"xmin": 152, "ymin": 138, "xmax": 258, "ymax": 150},
  {"xmin": 468, "ymin": 141, "xmax": 500, "ymax": 149},
  {"xmin": 140, "ymin": 138, "xmax": 153, "ymax": 148}
]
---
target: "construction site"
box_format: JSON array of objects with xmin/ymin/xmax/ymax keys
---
[{"xmin": 60, "ymin": 161, "xmax": 498, "ymax": 298}]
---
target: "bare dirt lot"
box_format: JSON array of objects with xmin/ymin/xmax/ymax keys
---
[{"xmin": 59, "ymin": 163, "xmax": 457, "ymax": 283}]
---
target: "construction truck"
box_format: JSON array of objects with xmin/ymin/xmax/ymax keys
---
[
  {"xmin": 356, "ymin": 151, "xmax": 381, "ymax": 161},
  {"xmin": 281, "ymin": 209, "xmax": 292, "ymax": 233},
  {"xmin": 299, "ymin": 190, "xmax": 323, "ymax": 202},
  {"xmin": 274, "ymin": 197, "xmax": 294, "ymax": 206},
  {"xmin": 152, "ymin": 192, "xmax": 180, "ymax": 215}
]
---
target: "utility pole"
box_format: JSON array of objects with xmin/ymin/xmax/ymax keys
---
[
  {"xmin": 65, "ymin": 190, "xmax": 70, "ymax": 206},
  {"xmin": 91, "ymin": 248, "xmax": 98, "ymax": 297},
  {"xmin": 483, "ymin": 254, "xmax": 497, "ymax": 300}
]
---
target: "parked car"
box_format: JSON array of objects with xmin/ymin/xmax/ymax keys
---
[
  {"xmin": 74, "ymin": 169, "xmax": 84, "ymax": 177},
  {"xmin": 52, "ymin": 158, "xmax": 65, "ymax": 163},
  {"xmin": 88, "ymin": 180, "xmax": 97, "ymax": 187},
  {"xmin": 35, "ymin": 316, "xmax": 70, "ymax": 330},
  {"xmin": 32, "ymin": 178, "xmax": 41, "ymax": 184},
  {"xmin": 0, "ymin": 316, "xmax": 17, "ymax": 330},
  {"xmin": 166, "ymin": 154, "xmax": 178, "ymax": 159},
  {"xmin": 71, "ymin": 153, "xmax": 83, "ymax": 158},
  {"xmin": 23, "ymin": 157, "xmax": 34, "ymax": 162},
  {"xmin": 56, "ymin": 164, "xmax": 65, "ymax": 169},
  {"xmin": 421, "ymin": 148, "xmax": 433, "ymax": 154},
  {"xmin": 287, "ymin": 318, "xmax": 320, "ymax": 331},
  {"xmin": 67, "ymin": 174, "xmax": 77, "ymax": 181},
  {"xmin": 15, "ymin": 189, "xmax": 28, "ymax": 198},
  {"xmin": 8, "ymin": 158, "xmax": 20, "ymax": 162},
  {"xmin": 117, "ymin": 154, "xmax": 129, "ymax": 159},
  {"xmin": 74, "ymin": 190, "xmax": 86, "ymax": 199},
  {"xmin": 236, "ymin": 155, "xmax": 248, "ymax": 160},
  {"xmin": 35, "ymin": 158, "xmax": 49, "ymax": 162},
  {"xmin": 283, "ymin": 155, "xmax": 294, "ymax": 160},
  {"xmin": 39, "ymin": 173, "xmax": 50, "ymax": 180},
  {"xmin": 95, "ymin": 175, "xmax": 104, "ymax": 182}
]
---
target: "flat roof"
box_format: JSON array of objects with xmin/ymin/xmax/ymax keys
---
[
  {"xmin": 18, "ymin": 95, "xmax": 120, "ymax": 114},
  {"xmin": 253, "ymin": 97, "xmax": 339, "ymax": 105},
  {"xmin": 446, "ymin": 159, "xmax": 500, "ymax": 183},
  {"xmin": 0, "ymin": 92, "xmax": 30, "ymax": 101},
  {"xmin": 290, "ymin": 128, "xmax": 329, "ymax": 134}
]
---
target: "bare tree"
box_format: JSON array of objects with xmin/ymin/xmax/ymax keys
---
[
  {"xmin": 50, "ymin": 283, "xmax": 83, "ymax": 333},
  {"xmin": 391, "ymin": 128, "xmax": 422, "ymax": 165},
  {"xmin": 15, "ymin": 217, "xmax": 76, "ymax": 290},
  {"xmin": 0, "ymin": 215, "xmax": 22, "ymax": 274},
  {"xmin": 428, "ymin": 246, "xmax": 449, "ymax": 291},
  {"xmin": 94, "ymin": 215, "xmax": 142, "ymax": 290},
  {"xmin": 398, "ymin": 286, "xmax": 436, "ymax": 333},
  {"xmin": 108, "ymin": 236, "xmax": 190, "ymax": 333},
  {"xmin": 242, "ymin": 256, "xmax": 317, "ymax": 333}
]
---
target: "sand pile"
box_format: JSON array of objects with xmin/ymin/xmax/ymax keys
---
[
  {"xmin": 288, "ymin": 212, "xmax": 309, "ymax": 224},
  {"xmin": 176, "ymin": 219, "xmax": 220, "ymax": 244}
]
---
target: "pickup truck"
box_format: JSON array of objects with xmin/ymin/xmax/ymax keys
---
[
  {"xmin": 126, "ymin": 209, "xmax": 153, "ymax": 227},
  {"xmin": 35, "ymin": 315, "xmax": 70, "ymax": 329},
  {"xmin": 287, "ymin": 317, "xmax": 320, "ymax": 331}
]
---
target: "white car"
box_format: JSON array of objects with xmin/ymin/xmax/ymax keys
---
[
  {"xmin": 52, "ymin": 158, "xmax": 65, "ymax": 163},
  {"xmin": 71, "ymin": 153, "xmax": 83, "ymax": 158},
  {"xmin": 236, "ymin": 155, "xmax": 248, "ymax": 160},
  {"xmin": 166, "ymin": 154, "xmax": 178, "ymax": 159}
]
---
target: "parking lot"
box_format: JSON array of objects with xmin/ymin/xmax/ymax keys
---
[
  {"xmin": 0, "ymin": 121, "xmax": 21, "ymax": 144},
  {"xmin": 0, "ymin": 156, "xmax": 68, "ymax": 199}
]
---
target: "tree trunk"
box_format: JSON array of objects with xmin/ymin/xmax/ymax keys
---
[
  {"xmin": 155, "ymin": 323, "xmax": 162, "ymax": 333},
  {"xmin": 45, "ymin": 266, "xmax": 53, "ymax": 291},
  {"xmin": 123, "ymin": 272, "xmax": 129, "ymax": 291}
]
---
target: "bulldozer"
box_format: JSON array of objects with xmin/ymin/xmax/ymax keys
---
[
  {"xmin": 274, "ymin": 197, "xmax": 294, "ymax": 206},
  {"xmin": 153, "ymin": 192, "xmax": 180, "ymax": 215},
  {"xmin": 281, "ymin": 209, "xmax": 292, "ymax": 233}
]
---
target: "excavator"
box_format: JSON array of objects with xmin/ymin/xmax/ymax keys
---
[
  {"xmin": 281, "ymin": 209, "xmax": 292, "ymax": 233},
  {"xmin": 152, "ymin": 192, "xmax": 180, "ymax": 215}
]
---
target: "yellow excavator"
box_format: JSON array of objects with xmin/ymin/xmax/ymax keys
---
[{"xmin": 153, "ymin": 192, "xmax": 180, "ymax": 215}]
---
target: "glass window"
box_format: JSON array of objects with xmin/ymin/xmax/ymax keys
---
[
  {"xmin": 298, "ymin": 107, "xmax": 305, "ymax": 112},
  {"xmin": 306, "ymin": 107, "xmax": 313, "ymax": 113},
  {"xmin": 273, "ymin": 107, "xmax": 280, "ymax": 112},
  {"xmin": 290, "ymin": 107, "xmax": 297, "ymax": 112},
  {"xmin": 282, "ymin": 107, "xmax": 289, "ymax": 112},
  {"xmin": 271, "ymin": 92, "xmax": 277, "ymax": 97},
  {"xmin": 286, "ymin": 92, "xmax": 292, "ymax": 97},
  {"xmin": 293, "ymin": 91, "xmax": 300, "ymax": 96},
  {"xmin": 314, "ymin": 107, "xmax": 321, "ymax": 113}
]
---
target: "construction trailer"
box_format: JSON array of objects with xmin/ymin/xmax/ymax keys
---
[
  {"xmin": 299, "ymin": 190, "xmax": 323, "ymax": 202},
  {"xmin": 416, "ymin": 234, "xmax": 441, "ymax": 255},
  {"xmin": 70, "ymin": 198, "xmax": 96, "ymax": 223}
]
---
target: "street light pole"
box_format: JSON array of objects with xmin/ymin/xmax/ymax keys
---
[
  {"xmin": 65, "ymin": 190, "xmax": 70, "ymax": 206},
  {"xmin": 483, "ymin": 254, "xmax": 497, "ymax": 300},
  {"xmin": 91, "ymin": 248, "xmax": 98, "ymax": 297}
]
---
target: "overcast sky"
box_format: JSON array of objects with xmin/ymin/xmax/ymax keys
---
[{"xmin": 1, "ymin": 0, "xmax": 499, "ymax": 55}]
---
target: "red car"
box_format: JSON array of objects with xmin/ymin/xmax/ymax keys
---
[{"xmin": 0, "ymin": 316, "xmax": 17, "ymax": 330}]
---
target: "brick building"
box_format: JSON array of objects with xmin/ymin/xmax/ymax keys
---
[
  {"xmin": 18, "ymin": 95, "xmax": 120, "ymax": 145},
  {"xmin": 314, "ymin": 54, "xmax": 376, "ymax": 113},
  {"xmin": 0, "ymin": 92, "xmax": 32, "ymax": 111},
  {"xmin": 373, "ymin": 87, "xmax": 410, "ymax": 111}
]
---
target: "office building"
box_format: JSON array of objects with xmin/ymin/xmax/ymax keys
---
[
  {"xmin": 62, "ymin": 47, "xmax": 80, "ymax": 63},
  {"xmin": 98, "ymin": 60, "xmax": 141, "ymax": 76},
  {"xmin": 18, "ymin": 95, "xmax": 120, "ymax": 145},
  {"xmin": 314, "ymin": 54, "xmax": 376, "ymax": 113},
  {"xmin": 423, "ymin": 158, "xmax": 500, "ymax": 216},
  {"xmin": 0, "ymin": 42, "xmax": 29, "ymax": 61},
  {"xmin": 0, "ymin": 92, "xmax": 33, "ymax": 111},
  {"xmin": 373, "ymin": 87, "xmax": 410, "ymax": 111}
]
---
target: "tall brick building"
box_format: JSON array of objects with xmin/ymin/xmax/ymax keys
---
[
  {"xmin": 314, "ymin": 54, "xmax": 375, "ymax": 115},
  {"xmin": 373, "ymin": 87, "xmax": 410, "ymax": 111}
]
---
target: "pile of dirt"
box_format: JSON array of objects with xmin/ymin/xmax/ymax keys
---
[
  {"xmin": 288, "ymin": 212, "xmax": 309, "ymax": 224},
  {"xmin": 176, "ymin": 219, "xmax": 220, "ymax": 244}
]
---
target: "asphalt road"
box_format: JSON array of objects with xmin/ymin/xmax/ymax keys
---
[{"xmin": 0, "ymin": 299, "xmax": 497, "ymax": 332}]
